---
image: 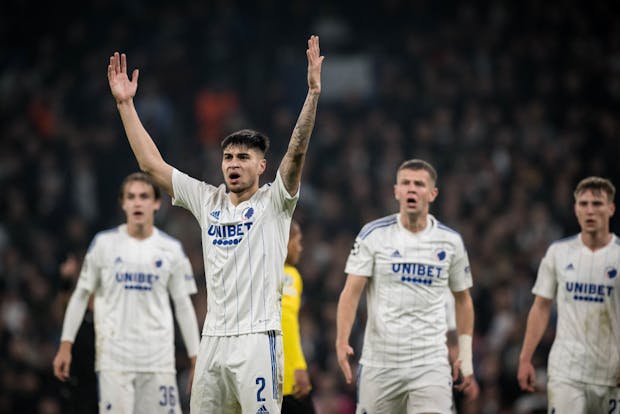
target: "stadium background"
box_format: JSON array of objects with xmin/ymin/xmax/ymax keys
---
[{"xmin": 1, "ymin": 0, "xmax": 620, "ymax": 413}]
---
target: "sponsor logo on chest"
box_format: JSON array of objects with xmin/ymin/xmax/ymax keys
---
[{"xmin": 207, "ymin": 206, "xmax": 256, "ymax": 246}]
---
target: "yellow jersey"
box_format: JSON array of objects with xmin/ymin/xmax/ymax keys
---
[{"xmin": 281, "ymin": 264, "xmax": 308, "ymax": 396}]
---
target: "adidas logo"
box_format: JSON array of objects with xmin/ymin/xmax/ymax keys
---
[
  {"xmin": 391, "ymin": 250, "xmax": 402, "ymax": 258},
  {"xmin": 210, "ymin": 210, "xmax": 221, "ymax": 220},
  {"xmin": 256, "ymin": 405, "xmax": 270, "ymax": 414},
  {"xmin": 565, "ymin": 263, "xmax": 574, "ymax": 271}
]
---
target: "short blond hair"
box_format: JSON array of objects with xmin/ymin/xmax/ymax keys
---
[
  {"xmin": 573, "ymin": 176, "xmax": 616, "ymax": 201},
  {"xmin": 397, "ymin": 159, "xmax": 438, "ymax": 184}
]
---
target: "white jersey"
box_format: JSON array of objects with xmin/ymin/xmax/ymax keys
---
[
  {"xmin": 345, "ymin": 214, "xmax": 473, "ymax": 368},
  {"xmin": 172, "ymin": 168, "xmax": 298, "ymax": 336},
  {"xmin": 76, "ymin": 224, "xmax": 193, "ymax": 373},
  {"xmin": 532, "ymin": 233, "xmax": 620, "ymax": 386}
]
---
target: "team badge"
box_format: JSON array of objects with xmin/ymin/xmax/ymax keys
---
[
  {"xmin": 435, "ymin": 249, "xmax": 446, "ymax": 261},
  {"xmin": 242, "ymin": 207, "xmax": 255, "ymax": 221},
  {"xmin": 606, "ymin": 266, "xmax": 617, "ymax": 279}
]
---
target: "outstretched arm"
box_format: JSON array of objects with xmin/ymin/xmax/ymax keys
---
[
  {"xmin": 335, "ymin": 274, "xmax": 367, "ymax": 384},
  {"xmin": 108, "ymin": 52, "xmax": 174, "ymax": 196},
  {"xmin": 278, "ymin": 35, "xmax": 324, "ymax": 196},
  {"xmin": 518, "ymin": 295, "xmax": 553, "ymax": 392}
]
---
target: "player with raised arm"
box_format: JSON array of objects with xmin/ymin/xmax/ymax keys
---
[
  {"xmin": 336, "ymin": 159, "xmax": 475, "ymax": 414},
  {"xmin": 52, "ymin": 173, "xmax": 200, "ymax": 414},
  {"xmin": 518, "ymin": 177, "xmax": 620, "ymax": 413},
  {"xmin": 108, "ymin": 36, "xmax": 323, "ymax": 413}
]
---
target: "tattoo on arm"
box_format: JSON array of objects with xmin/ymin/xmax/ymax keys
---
[{"xmin": 280, "ymin": 92, "xmax": 319, "ymax": 193}]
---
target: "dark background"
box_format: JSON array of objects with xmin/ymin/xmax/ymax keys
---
[{"xmin": 2, "ymin": 0, "xmax": 620, "ymax": 412}]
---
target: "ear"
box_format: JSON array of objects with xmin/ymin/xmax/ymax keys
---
[
  {"xmin": 610, "ymin": 202, "xmax": 615, "ymax": 217},
  {"xmin": 154, "ymin": 199, "xmax": 162, "ymax": 212},
  {"xmin": 394, "ymin": 183, "xmax": 399, "ymax": 200},
  {"xmin": 428, "ymin": 186, "xmax": 439, "ymax": 203},
  {"xmin": 258, "ymin": 158, "xmax": 267, "ymax": 175}
]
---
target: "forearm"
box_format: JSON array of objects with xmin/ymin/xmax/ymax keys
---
[
  {"xmin": 173, "ymin": 295, "xmax": 200, "ymax": 358},
  {"xmin": 336, "ymin": 289, "xmax": 360, "ymax": 346},
  {"xmin": 116, "ymin": 101, "xmax": 164, "ymax": 171},
  {"xmin": 454, "ymin": 292, "xmax": 474, "ymax": 337},
  {"xmin": 519, "ymin": 297, "xmax": 552, "ymax": 363},
  {"xmin": 60, "ymin": 287, "xmax": 91, "ymax": 343},
  {"xmin": 453, "ymin": 290, "xmax": 475, "ymax": 375},
  {"xmin": 279, "ymin": 90, "xmax": 320, "ymax": 194}
]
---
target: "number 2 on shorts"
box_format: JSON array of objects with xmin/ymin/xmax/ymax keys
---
[{"xmin": 255, "ymin": 377, "xmax": 266, "ymax": 402}]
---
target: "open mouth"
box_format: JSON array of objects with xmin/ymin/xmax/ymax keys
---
[
  {"xmin": 229, "ymin": 172, "xmax": 240, "ymax": 181},
  {"xmin": 133, "ymin": 211, "xmax": 144, "ymax": 218}
]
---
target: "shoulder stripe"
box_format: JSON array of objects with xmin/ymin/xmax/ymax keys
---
[{"xmin": 359, "ymin": 216, "xmax": 397, "ymax": 240}]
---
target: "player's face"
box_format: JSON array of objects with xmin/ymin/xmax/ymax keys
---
[
  {"xmin": 222, "ymin": 145, "xmax": 266, "ymax": 194},
  {"xmin": 394, "ymin": 168, "xmax": 438, "ymax": 216},
  {"xmin": 574, "ymin": 189, "xmax": 615, "ymax": 235},
  {"xmin": 286, "ymin": 222, "xmax": 303, "ymax": 265},
  {"xmin": 121, "ymin": 181, "xmax": 161, "ymax": 226}
]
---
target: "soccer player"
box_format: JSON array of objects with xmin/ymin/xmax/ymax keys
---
[
  {"xmin": 282, "ymin": 220, "xmax": 315, "ymax": 414},
  {"xmin": 107, "ymin": 36, "xmax": 323, "ymax": 413},
  {"xmin": 52, "ymin": 172, "xmax": 200, "ymax": 414},
  {"xmin": 336, "ymin": 159, "xmax": 475, "ymax": 414},
  {"xmin": 517, "ymin": 176, "xmax": 620, "ymax": 413}
]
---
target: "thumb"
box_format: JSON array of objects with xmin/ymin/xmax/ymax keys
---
[{"xmin": 132, "ymin": 69, "xmax": 139, "ymax": 83}]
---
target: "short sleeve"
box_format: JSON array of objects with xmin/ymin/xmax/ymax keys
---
[
  {"xmin": 75, "ymin": 238, "xmax": 101, "ymax": 293},
  {"xmin": 180, "ymin": 256, "xmax": 197, "ymax": 296},
  {"xmin": 344, "ymin": 236, "xmax": 375, "ymax": 277},
  {"xmin": 532, "ymin": 245, "xmax": 557, "ymax": 299},
  {"xmin": 168, "ymin": 249, "xmax": 194, "ymax": 299},
  {"xmin": 272, "ymin": 170, "xmax": 299, "ymax": 217},
  {"xmin": 448, "ymin": 236, "xmax": 473, "ymax": 292},
  {"xmin": 172, "ymin": 168, "xmax": 216, "ymax": 224}
]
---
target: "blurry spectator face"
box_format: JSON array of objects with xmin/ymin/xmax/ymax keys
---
[
  {"xmin": 286, "ymin": 221, "xmax": 303, "ymax": 266},
  {"xmin": 121, "ymin": 181, "xmax": 161, "ymax": 227},
  {"xmin": 394, "ymin": 168, "xmax": 438, "ymax": 216},
  {"xmin": 221, "ymin": 144, "xmax": 266, "ymax": 194},
  {"xmin": 574, "ymin": 189, "xmax": 615, "ymax": 235}
]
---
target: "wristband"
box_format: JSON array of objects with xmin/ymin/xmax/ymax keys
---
[{"xmin": 458, "ymin": 334, "xmax": 473, "ymax": 376}]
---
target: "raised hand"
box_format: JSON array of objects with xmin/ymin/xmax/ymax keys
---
[
  {"xmin": 107, "ymin": 52, "xmax": 139, "ymax": 104},
  {"xmin": 306, "ymin": 35, "xmax": 324, "ymax": 94}
]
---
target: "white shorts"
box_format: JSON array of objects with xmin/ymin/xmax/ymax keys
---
[
  {"xmin": 97, "ymin": 370, "xmax": 180, "ymax": 414},
  {"xmin": 356, "ymin": 363, "xmax": 453, "ymax": 414},
  {"xmin": 190, "ymin": 331, "xmax": 283, "ymax": 414},
  {"xmin": 548, "ymin": 376, "xmax": 620, "ymax": 414}
]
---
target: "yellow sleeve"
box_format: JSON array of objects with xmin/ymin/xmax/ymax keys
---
[{"xmin": 281, "ymin": 265, "xmax": 308, "ymax": 395}]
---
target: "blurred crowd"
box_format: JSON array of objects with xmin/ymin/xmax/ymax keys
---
[{"xmin": 2, "ymin": 1, "xmax": 619, "ymax": 413}]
